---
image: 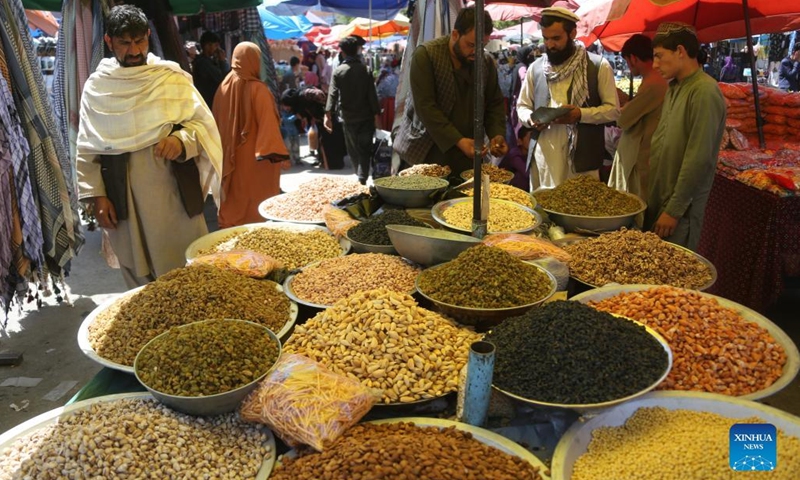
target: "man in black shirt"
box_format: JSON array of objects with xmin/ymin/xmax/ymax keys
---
[
  {"xmin": 192, "ymin": 31, "xmax": 230, "ymax": 108},
  {"xmin": 779, "ymin": 44, "xmax": 800, "ymax": 92}
]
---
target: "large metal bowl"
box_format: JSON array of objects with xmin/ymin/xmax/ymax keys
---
[
  {"xmin": 184, "ymin": 222, "xmax": 350, "ymax": 263},
  {"xmin": 492, "ymin": 316, "xmax": 673, "ymax": 413},
  {"xmin": 373, "ymin": 176, "xmax": 449, "ymax": 208},
  {"xmin": 570, "ymin": 284, "xmax": 800, "ymax": 401},
  {"xmin": 431, "ymin": 198, "xmax": 542, "ymax": 235},
  {"xmin": 550, "ymin": 391, "xmax": 800, "ymax": 480},
  {"xmin": 535, "ymin": 189, "xmax": 646, "ymax": 233},
  {"xmin": 345, "ymin": 231, "xmax": 398, "ymax": 255},
  {"xmin": 415, "ymin": 263, "xmax": 557, "ymax": 327},
  {"xmin": 386, "ymin": 225, "xmax": 481, "ymax": 267},
  {"xmin": 569, "ymin": 241, "xmax": 717, "ymax": 292},
  {"xmin": 134, "ymin": 319, "xmax": 281, "ymax": 416}
]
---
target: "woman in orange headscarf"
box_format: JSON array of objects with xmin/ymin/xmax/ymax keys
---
[{"xmin": 213, "ymin": 42, "xmax": 289, "ymax": 228}]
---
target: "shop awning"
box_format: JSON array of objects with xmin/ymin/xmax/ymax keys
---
[
  {"xmin": 22, "ymin": 0, "xmax": 264, "ymax": 15},
  {"xmin": 263, "ymin": 0, "xmax": 408, "ymax": 22}
]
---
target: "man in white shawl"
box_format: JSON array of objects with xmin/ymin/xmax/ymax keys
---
[{"xmin": 77, "ymin": 5, "xmax": 222, "ymax": 288}]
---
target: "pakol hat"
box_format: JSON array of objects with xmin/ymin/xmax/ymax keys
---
[
  {"xmin": 540, "ymin": 7, "xmax": 580, "ymax": 24},
  {"xmin": 655, "ymin": 22, "xmax": 697, "ymax": 38}
]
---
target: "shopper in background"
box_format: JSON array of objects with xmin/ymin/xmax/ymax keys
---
[
  {"xmin": 77, "ymin": 5, "xmax": 222, "ymax": 288},
  {"xmin": 325, "ymin": 35, "xmax": 380, "ymax": 185},
  {"xmin": 213, "ymin": 42, "xmax": 289, "ymax": 228},
  {"xmin": 778, "ymin": 44, "xmax": 800, "ymax": 92},
  {"xmin": 376, "ymin": 63, "xmax": 399, "ymax": 131},
  {"xmin": 609, "ymin": 34, "xmax": 668, "ymax": 200},
  {"xmin": 645, "ymin": 22, "xmax": 726, "ymax": 251},
  {"xmin": 719, "ymin": 56, "xmax": 737, "ymax": 83},
  {"xmin": 279, "ymin": 56, "xmax": 303, "ymax": 92},
  {"xmin": 193, "ymin": 31, "xmax": 230, "ymax": 109},
  {"xmin": 280, "ymin": 107, "xmax": 301, "ymax": 166}
]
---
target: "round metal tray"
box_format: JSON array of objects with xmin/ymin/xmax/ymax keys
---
[
  {"xmin": 415, "ymin": 262, "xmax": 557, "ymax": 327},
  {"xmin": 570, "ymin": 284, "xmax": 800, "ymax": 401},
  {"xmin": 492, "ymin": 316, "xmax": 674, "ymax": 413},
  {"xmin": 77, "ymin": 284, "xmax": 298, "ymax": 374},
  {"xmin": 569, "ymin": 240, "xmax": 717, "ymax": 292},
  {"xmin": 535, "ymin": 189, "xmax": 646, "ymax": 233},
  {"xmin": 431, "ymin": 198, "xmax": 542, "ymax": 235},
  {"xmin": 551, "ymin": 391, "xmax": 800, "ymax": 480},
  {"xmin": 185, "ymin": 222, "xmax": 350, "ymax": 263},
  {"xmin": 0, "ymin": 392, "xmax": 276, "ymax": 478},
  {"xmin": 258, "ymin": 193, "xmax": 325, "ymax": 224},
  {"xmin": 373, "ymin": 176, "xmax": 449, "ymax": 208}
]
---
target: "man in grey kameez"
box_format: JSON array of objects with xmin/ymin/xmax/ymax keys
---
[
  {"xmin": 76, "ymin": 6, "xmax": 222, "ymax": 288},
  {"xmin": 645, "ymin": 23, "xmax": 726, "ymax": 251}
]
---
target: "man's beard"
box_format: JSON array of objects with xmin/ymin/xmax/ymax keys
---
[
  {"xmin": 546, "ymin": 41, "xmax": 576, "ymax": 66},
  {"xmin": 454, "ymin": 40, "xmax": 474, "ymax": 66},
  {"xmin": 119, "ymin": 53, "xmax": 146, "ymax": 67}
]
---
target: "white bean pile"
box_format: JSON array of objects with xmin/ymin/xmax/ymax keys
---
[{"xmin": 260, "ymin": 177, "xmax": 368, "ymax": 222}]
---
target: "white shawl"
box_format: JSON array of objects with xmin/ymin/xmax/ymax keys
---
[{"xmin": 77, "ymin": 53, "xmax": 222, "ymax": 203}]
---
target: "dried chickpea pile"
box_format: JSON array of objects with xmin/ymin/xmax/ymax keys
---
[
  {"xmin": 283, "ymin": 289, "xmax": 481, "ymax": 403},
  {"xmin": 535, "ymin": 175, "xmax": 642, "ymax": 216},
  {"xmin": 201, "ymin": 226, "xmax": 342, "ymax": 270},
  {"xmin": 271, "ymin": 422, "xmax": 544, "ymax": 480},
  {"xmin": 399, "ymin": 164, "xmax": 451, "ymax": 177},
  {"xmin": 260, "ymin": 176, "xmax": 368, "ymax": 222},
  {"xmin": 566, "ymin": 229, "xmax": 714, "ymax": 289},
  {"xmin": 291, "ymin": 254, "xmax": 420, "ymax": 306},
  {"xmin": 588, "ymin": 286, "xmax": 787, "ymax": 396},
  {"xmin": 136, "ymin": 320, "xmax": 280, "ymax": 396},
  {"xmin": 572, "ymin": 407, "xmax": 800, "ymax": 480},
  {"xmin": 0, "ymin": 398, "xmax": 272, "ymax": 479},
  {"xmin": 461, "ymin": 164, "xmax": 514, "ymax": 183},
  {"xmin": 443, "ymin": 199, "xmax": 536, "ymax": 233},
  {"xmin": 461, "ymin": 183, "xmax": 535, "ymax": 208},
  {"xmin": 88, "ymin": 265, "xmax": 291, "ymax": 366}
]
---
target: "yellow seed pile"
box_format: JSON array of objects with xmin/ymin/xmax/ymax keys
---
[
  {"xmin": 461, "ymin": 183, "xmax": 535, "ymax": 209},
  {"xmin": 283, "ymin": 289, "xmax": 481, "ymax": 404},
  {"xmin": 573, "ymin": 407, "xmax": 800, "ymax": 480},
  {"xmin": 443, "ymin": 200, "xmax": 535, "ymax": 233},
  {"xmin": 202, "ymin": 227, "xmax": 342, "ymax": 270}
]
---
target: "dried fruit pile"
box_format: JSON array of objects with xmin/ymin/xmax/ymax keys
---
[{"xmin": 535, "ymin": 175, "xmax": 642, "ymax": 216}]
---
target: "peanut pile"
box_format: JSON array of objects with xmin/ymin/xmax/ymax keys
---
[
  {"xmin": 283, "ymin": 289, "xmax": 481, "ymax": 403},
  {"xmin": 572, "ymin": 407, "xmax": 800, "ymax": 480},
  {"xmin": 0, "ymin": 398, "xmax": 272, "ymax": 479},
  {"xmin": 259, "ymin": 176, "xmax": 368, "ymax": 222},
  {"xmin": 271, "ymin": 422, "xmax": 545, "ymax": 480},
  {"xmin": 290, "ymin": 254, "xmax": 420, "ymax": 306},
  {"xmin": 588, "ymin": 286, "xmax": 787, "ymax": 396}
]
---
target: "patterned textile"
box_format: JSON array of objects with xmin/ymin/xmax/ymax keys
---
[
  {"xmin": 698, "ymin": 174, "xmax": 800, "ymax": 313},
  {"xmin": 238, "ymin": 8, "xmax": 261, "ymax": 32},
  {"xmin": 0, "ymin": 0, "xmax": 83, "ymax": 278}
]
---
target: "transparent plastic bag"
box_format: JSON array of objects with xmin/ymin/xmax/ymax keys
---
[
  {"xmin": 482, "ymin": 233, "xmax": 571, "ymax": 263},
  {"xmin": 323, "ymin": 205, "xmax": 360, "ymax": 238},
  {"xmin": 191, "ymin": 250, "xmax": 281, "ymax": 278},
  {"xmin": 240, "ymin": 354, "xmax": 380, "ymax": 451}
]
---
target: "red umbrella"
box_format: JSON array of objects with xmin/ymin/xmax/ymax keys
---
[{"xmin": 479, "ymin": 1, "xmax": 580, "ymax": 21}]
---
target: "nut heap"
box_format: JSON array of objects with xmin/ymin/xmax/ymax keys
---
[
  {"xmin": 461, "ymin": 164, "xmax": 514, "ymax": 183},
  {"xmin": 0, "ymin": 398, "xmax": 272, "ymax": 479},
  {"xmin": 588, "ymin": 286, "xmax": 787, "ymax": 396},
  {"xmin": 283, "ymin": 289, "xmax": 481, "ymax": 403},
  {"xmin": 291, "ymin": 254, "xmax": 421, "ymax": 306},
  {"xmin": 347, "ymin": 210, "xmax": 427, "ymax": 246},
  {"xmin": 565, "ymin": 229, "xmax": 714, "ymax": 289},
  {"xmin": 374, "ymin": 175, "xmax": 448, "ymax": 190},
  {"xmin": 442, "ymin": 199, "xmax": 536, "ymax": 233},
  {"xmin": 88, "ymin": 265, "xmax": 291, "ymax": 367},
  {"xmin": 417, "ymin": 245, "xmax": 552, "ymax": 309},
  {"xmin": 260, "ymin": 176, "xmax": 369, "ymax": 222},
  {"xmin": 202, "ymin": 226, "xmax": 342, "ymax": 270},
  {"xmin": 271, "ymin": 422, "xmax": 545, "ymax": 480},
  {"xmin": 399, "ymin": 164, "xmax": 451, "ymax": 178},
  {"xmin": 572, "ymin": 407, "xmax": 800, "ymax": 480},
  {"xmin": 136, "ymin": 320, "xmax": 280, "ymax": 397},
  {"xmin": 535, "ymin": 175, "xmax": 642, "ymax": 216},
  {"xmin": 461, "ymin": 183, "xmax": 535, "ymax": 209}
]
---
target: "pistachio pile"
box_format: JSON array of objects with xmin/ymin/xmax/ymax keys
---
[
  {"xmin": 442, "ymin": 200, "xmax": 536, "ymax": 233},
  {"xmin": 374, "ymin": 175, "xmax": 448, "ymax": 190},
  {"xmin": 88, "ymin": 265, "xmax": 291, "ymax": 366},
  {"xmin": 347, "ymin": 210, "xmax": 427, "ymax": 245},
  {"xmin": 461, "ymin": 164, "xmax": 514, "ymax": 183},
  {"xmin": 535, "ymin": 175, "xmax": 642, "ymax": 216},
  {"xmin": 399, "ymin": 164, "xmax": 451, "ymax": 178},
  {"xmin": 417, "ymin": 245, "xmax": 553, "ymax": 309},
  {"xmin": 136, "ymin": 320, "xmax": 280, "ymax": 397},
  {"xmin": 201, "ymin": 226, "xmax": 342, "ymax": 270},
  {"xmin": 460, "ymin": 183, "xmax": 535, "ymax": 209}
]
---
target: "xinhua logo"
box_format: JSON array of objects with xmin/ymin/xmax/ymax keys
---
[{"xmin": 729, "ymin": 423, "xmax": 777, "ymax": 471}]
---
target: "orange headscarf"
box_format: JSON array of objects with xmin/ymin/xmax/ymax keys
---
[{"xmin": 213, "ymin": 42, "xmax": 262, "ymax": 174}]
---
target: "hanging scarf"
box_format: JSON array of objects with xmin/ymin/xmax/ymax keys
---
[{"xmin": 541, "ymin": 40, "xmax": 588, "ymax": 163}]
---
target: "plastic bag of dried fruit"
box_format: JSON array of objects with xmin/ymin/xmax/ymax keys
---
[
  {"xmin": 323, "ymin": 205, "xmax": 360, "ymax": 238},
  {"xmin": 191, "ymin": 250, "xmax": 281, "ymax": 278},
  {"xmin": 240, "ymin": 354, "xmax": 381, "ymax": 451},
  {"xmin": 482, "ymin": 233, "xmax": 571, "ymax": 263}
]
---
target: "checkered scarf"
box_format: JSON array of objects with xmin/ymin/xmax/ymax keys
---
[{"xmin": 541, "ymin": 40, "xmax": 588, "ymax": 162}]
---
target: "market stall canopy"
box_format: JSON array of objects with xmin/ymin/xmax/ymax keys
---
[
  {"xmin": 22, "ymin": 0, "xmax": 262, "ymax": 14},
  {"xmin": 587, "ymin": 0, "xmax": 800, "ymax": 50},
  {"xmin": 340, "ymin": 13, "xmax": 410, "ymax": 39},
  {"xmin": 258, "ymin": 5, "xmax": 313, "ymax": 39},
  {"xmin": 473, "ymin": 1, "xmax": 579, "ymax": 21},
  {"xmin": 25, "ymin": 9, "xmax": 58, "ymax": 36},
  {"xmin": 314, "ymin": 24, "xmax": 349, "ymax": 46},
  {"xmin": 491, "ymin": 20, "xmax": 542, "ymax": 40},
  {"xmin": 263, "ymin": 0, "xmax": 407, "ymax": 21}
]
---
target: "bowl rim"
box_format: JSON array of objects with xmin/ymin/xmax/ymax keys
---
[
  {"xmin": 431, "ymin": 198, "xmax": 542, "ymax": 234},
  {"xmin": 133, "ymin": 319, "xmax": 282, "ymax": 401},
  {"xmin": 373, "ymin": 176, "xmax": 450, "ymax": 191},
  {"xmin": 535, "ymin": 189, "xmax": 647, "ymax": 220},
  {"xmin": 414, "ymin": 261, "xmax": 558, "ymax": 313},
  {"xmin": 385, "ymin": 224, "xmax": 482, "ymax": 244}
]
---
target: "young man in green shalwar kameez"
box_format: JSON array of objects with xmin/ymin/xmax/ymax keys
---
[{"xmin": 645, "ymin": 23, "xmax": 727, "ymax": 251}]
